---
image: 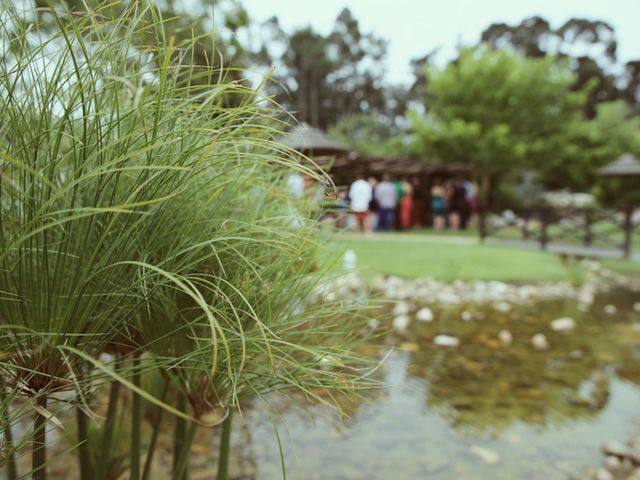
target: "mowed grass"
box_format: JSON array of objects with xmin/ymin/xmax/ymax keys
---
[
  {"xmin": 601, "ymin": 259, "xmax": 640, "ymax": 277},
  {"xmin": 333, "ymin": 234, "xmax": 582, "ymax": 283}
]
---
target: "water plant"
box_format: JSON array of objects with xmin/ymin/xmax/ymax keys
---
[{"xmin": 0, "ymin": 2, "xmax": 370, "ymax": 478}]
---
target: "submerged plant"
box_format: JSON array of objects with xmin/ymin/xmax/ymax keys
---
[{"xmin": 0, "ymin": 1, "xmax": 372, "ymax": 479}]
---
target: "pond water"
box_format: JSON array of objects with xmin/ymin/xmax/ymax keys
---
[{"xmin": 234, "ymin": 289, "xmax": 640, "ymax": 479}]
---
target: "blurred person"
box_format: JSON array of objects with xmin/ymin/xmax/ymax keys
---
[
  {"xmin": 461, "ymin": 179, "xmax": 475, "ymax": 229},
  {"xmin": 375, "ymin": 174, "xmax": 397, "ymax": 231},
  {"xmin": 368, "ymin": 176, "xmax": 379, "ymax": 231},
  {"xmin": 400, "ymin": 176, "xmax": 413, "ymax": 229},
  {"xmin": 411, "ymin": 177, "xmax": 426, "ymax": 228},
  {"xmin": 448, "ymin": 179, "xmax": 467, "ymax": 230},
  {"xmin": 392, "ymin": 177, "xmax": 405, "ymax": 230},
  {"xmin": 430, "ymin": 179, "xmax": 447, "ymax": 230},
  {"xmin": 348, "ymin": 174, "xmax": 373, "ymax": 233}
]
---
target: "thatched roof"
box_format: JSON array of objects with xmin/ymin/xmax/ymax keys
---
[
  {"xmin": 280, "ymin": 123, "xmax": 349, "ymax": 156},
  {"xmin": 598, "ymin": 153, "xmax": 640, "ymax": 176}
]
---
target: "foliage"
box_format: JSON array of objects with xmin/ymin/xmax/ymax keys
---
[
  {"xmin": 410, "ymin": 47, "xmax": 585, "ymax": 205},
  {"xmin": 0, "ymin": 2, "xmax": 371, "ymax": 479},
  {"xmin": 540, "ymin": 101, "xmax": 640, "ymax": 199},
  {"xmin": 480, "ymin": 16, "xmax": 628, "ymax": 117},
  {"xmin": 256, "ymin": 8, "xmax": 390, "ymax": 130},
  {"xmin": 328, "ymin": 113, "xmax": 409, "ymax": 158}
]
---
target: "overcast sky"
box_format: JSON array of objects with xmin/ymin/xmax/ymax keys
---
[{"xmin": 241, "ymin": 0, "xmax": 640, "ymax": 85}]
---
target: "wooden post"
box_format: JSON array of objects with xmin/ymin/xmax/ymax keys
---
[
  {"xmin": 479, "ymin": 207, "xmax": 487, "ymax": 242},
  {"xmin": 623, "ymin": 205, "xmax": 633, "ymax": 259},
  {"xmin": 478, "ymin": 173, "xmax": 490, "ymax": 243},
  {"xmin": 584, "ymin": 209, "xmax": 592, "ymax": 246},
  {"xmin": 540, "ymin": 208, "xmax": 549, "ymax": 250},
  {"xmin": 521, "ymin": 209, "xmax": 530, "ymax": 240}
]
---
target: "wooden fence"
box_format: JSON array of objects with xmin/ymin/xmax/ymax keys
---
[{"xmin": 479, "ymin": 206, "xmax": 638, "ymax": 258}]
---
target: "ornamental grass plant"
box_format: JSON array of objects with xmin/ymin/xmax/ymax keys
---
[{"xmin": 0, "ymin": 2, "xmax": 371, "ymax": 479}]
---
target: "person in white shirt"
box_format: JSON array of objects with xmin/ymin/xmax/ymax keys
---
[{"xmin": 348, "ymin": 175, "xmax": 373, "ymax": 233}]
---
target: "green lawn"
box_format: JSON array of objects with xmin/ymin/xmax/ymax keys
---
[
  {"xmin": 333, "ymin": 234, "xmax": 583, "ymax": 283},
  {"xmin": 601, "ymin": 259, "xmax": 640, "ymax": 277}
]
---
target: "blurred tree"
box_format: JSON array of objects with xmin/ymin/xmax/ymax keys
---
[
  {"xmin": 480, "ymin": 16, "xmax": 628, "ymax": 117},
  {"xmin": 543, "ymin": 101, "xmax": 640, "ymax": 203},
  {"xmin": 410, "ymin": 48, "xmax": 586, "ymax": 209},
  {"xmin": 328, "ymin": 112, "xmax": 409, "ymax": 157},
  {"xmin": 257, "ymin": 8, "xmax": 389, "ymax": 129}
]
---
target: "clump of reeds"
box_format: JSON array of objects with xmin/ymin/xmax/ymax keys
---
[{"xmin": 0, "ymin": 2, "xmax": 371, "ymax": 479}]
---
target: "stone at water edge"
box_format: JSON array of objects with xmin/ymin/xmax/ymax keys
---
[
  {"xmin": 627, "ymin": 443, "xmax": 640, "ymax": 464},
  {"xmin": 415, "ymin": 307, "xmax": 434, "ymax": 322},
  {"xmin": 392, "ymin": 301, "xmax": 410, "ymax": 316},
  {"xmin": 392, "ymin": 315, "xmax": 411, "ymax": 333},
  {"xmin": 602, "ymin": 439, "xmax": 627, "ymax": 458},
  {"xmin": 433, "ymin": 335, "xmax": 460, "ymax": 347},
  {"xmin": 498, "ymin": 329, "xmax": 513, "ymax": 346},
  {"xmin": 367, "ymin": 319, "xmax": 381, "ymax": 330},
  {"xmin": 342, "ymin": 249, "xmax": 357, "ymax": 272},
  {"xmin": 493, "ymin": 301, "xmax": 511, "ymax": 313},
  {"xmin": 604, "ymin": 304, "xmax": 618, "ymax": 315},
  {"xmin": 595, "ymin": 468, "xmax": 614, "ymax": 480},
  {"xmin": 603, "ymin": 455, "xmax": 622, "ymax": 473},
  {"xmin": 461, "ymin": 311, "xmax": 473, "ymax": 322},
  {"xmin": 531, "ymin": 333, "xmax": 549, "ymax": 350},
  {"xmin": 469, "ymin": 445, "xmax": 500, "ymax": 465},
  {"xmin": 550, "ymin": 317, "xmax": 576, "ymax": 332}
]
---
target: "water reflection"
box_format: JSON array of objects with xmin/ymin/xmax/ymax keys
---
[{"xmin": 235, "ymin": 290, "xmax": 640, "ymax": 480}]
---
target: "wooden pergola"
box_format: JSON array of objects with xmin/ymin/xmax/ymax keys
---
[{"xmin": 329, "ymin": 154, "xmax": 472, "ymax": 181}]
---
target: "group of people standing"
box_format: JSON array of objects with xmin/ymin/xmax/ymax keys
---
[{"xmin": 347, "ymin": 174, "xmax": 476, "ymax": 233}]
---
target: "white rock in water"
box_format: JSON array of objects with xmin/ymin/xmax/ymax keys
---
[
  {"xmin": 550, "ymin": 317, "xmax": 576, "ymax": 331},
  {"xmin": 461, "ymin": 311, "xmax": 473, "ymax": 322},
  {"xmin": 343, "ymin": 249, "xmax": 357, "ymax": 272},
  {"xmin": 602, "ymin": 439, "xmax": 627, "ymax": 457},
  {"xmin": 469, "ymin": 445, "xmax": 500, "ymax": 464},
  {"xmin": 415, "ymin": 307, "xmax": 434, "ymax": 322},
  {"xmin": 434, "ymin": 335, "xmax": 460, "ymax": 347},
  {"xmin": 603, "ymin": 455, "xmax": 622, "ymax": 473},
  {"xmin": 392, "ymin": 315, "xmax": 410, "ymax": 333},
  {"xmin": 531, "ymin": 333, "xmax": 549, "ymax": 350},
  {"xmin": 604, "ymin": 304, "xmax": 618, "ymax": 315},
  {"xmin": 493, "ymin": 301, "xmax": 511, "ymax": 313},
  {"xmin": 367, "ymin": 319, "xmax": 381, "ymax": 330},
  {"xmin": 392, "ymin": 301, "xmax": 410, "ymax": 316},
  {"xmin": 577, "ymin": 288, "xmax": 595, "ymax": 305},
  {"xmin": 595, "ymin": 468, "xmax": 614, "ymax": 480},
  {"xmin": 498, "ymin": 329, "xmax": 513, "ymax": 346},
  {"xmin": 634, "ymin": 302, "xmax": 640, "ymax": 313}
]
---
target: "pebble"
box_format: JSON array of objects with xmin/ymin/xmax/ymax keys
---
[
  {"xmin": 602, "ymin": 439, "xmax": 627, "ymax": 458},
  {"xmin": 367, "ymin": 319, "xmax": 381, "ymax": 330},
  {"xmin": 461, "ymin": 311, "xmax": 473, "ymax": 321},
  {"xmin": 493, "ymin": 301, "xmax": 511, "ymax": 312},
  {"xmin": 392, "ymin": 301, "xmax": 411, "ymax": 316},
  {"xmin": 603, "ymin": 455, "xmax": 622, "ymax": 473},
  {"xmin": 433, "ymin": 335, "xmax": 460, "ymax": 347},
  {"xmin": 415, "ymin": 307, "xmax": 434, "ymax": 322},
  {"xmin": 595, "ymin": 468, "xmax": 614, "ymax": 480},
  {"xmin": 531, "ymin": 333, "xmax": 549, "ymax": 350},
  {"xmin": 634, "ymin": 302, "xmax": 640, "ymax": 313},
  {"xmin": 628, "ymin": 444, "xmax": 640, "ymax": 464},
  {"xmin": 469, "ymin": 445, "xmax": 500, "ymax": 464},
  {"xmin": 392, "ymin": 315, "xmax": 410, "ymax": 333},
  {"xmin": 604, "ymin": 304, "xmax": 618, "ymax": 315},
  {"xmin": 498, "ymin": 329, "xmax": 513, "ymax": 346},
  {"xmin": 550, "ymin": 317, "xmax": 576, "ymax": 331}
]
